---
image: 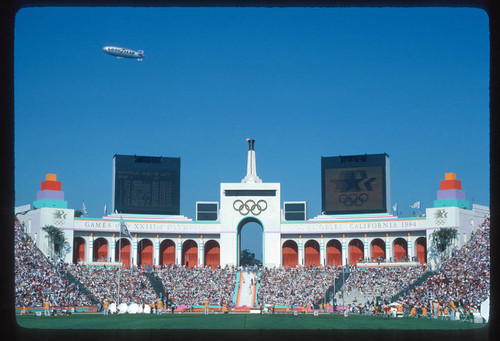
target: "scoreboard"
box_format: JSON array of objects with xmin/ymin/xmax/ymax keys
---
[
  {"xmin": 112, "ymin": 155, "xmax": 180, "ymax": 215},
  {"xmin": 321, "ymin": 154, "xmax": 390, "ymax": 215}
]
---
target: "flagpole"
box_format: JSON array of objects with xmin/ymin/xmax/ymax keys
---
[{"xmin": 117, "ymin": 217, "xmax": 122, "ymax": 306}]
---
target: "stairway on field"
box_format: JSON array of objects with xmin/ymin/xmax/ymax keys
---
[{"xmin": 236, "ymin": 271, "xmax": 257, "ymax": 307}]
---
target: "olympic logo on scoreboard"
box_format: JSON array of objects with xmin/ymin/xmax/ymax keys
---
[
  {"xmin": 233, "ymin": 199, "xmax": 268, "ymax": 216},
  {"xmin": 338, "ymin": 193, "xmax": 369, "ymax": 207}
]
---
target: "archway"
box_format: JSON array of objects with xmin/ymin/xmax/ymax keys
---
[
  {"xmin": 371, "ymin": 238, "xmax": 386, "ymax": 261},
  {"xmin": 138, "ymin": 239, "xmax": 153, "ymax": 267},
  {"xmin": 304, "ymin": 240, "xmax": 320, "ymax": 266},
  {"xmin": 282, "ymin": 240, "xmax": 298, "ymax": 268},
  {"xmin": 160, "ymin": 239, "xmax": 175, "ymax": 265},
  {"xmin": 393, "ymin": 238, "xmax": 408, "ymax": 261},
  {"xmin": 326, "ymin": 239, "xmax": 342, "ymax": 266},
  {"xmin": 182, "ymin": 240, "xmax": 198, "ymax": 268},
  {"xmin": 93, "ymin": 238, "xmax": 108, "ymax": 262},
  {"xmin": 349, "ymin": 239, "xmax": 364, "ymax": 265},
  {"xmin": 415, "ymin": 237, "xmax": 427, "ymax": 264},
  {"xmin": 115, "ymin": 238, "xmax": 131, "ymax": 267},
  {"xmin": 73, "ymin": 237, "xmax": 85, "ymax": 264},
  {"xmin": 237, "ymin": 218, "xmax": 263, "ymax": 267},
  {"xmin": 204, "ymin": 240, "xmax": 220, "ymax": 269}
]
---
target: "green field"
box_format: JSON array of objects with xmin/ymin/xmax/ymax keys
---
[{"xmin": 15, "ymin": 312, "xmax": 487, "ymax": 330}]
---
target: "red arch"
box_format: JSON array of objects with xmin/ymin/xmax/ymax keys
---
[
  {"xmin": 138, "ymin": 239, "xmax": 153, "ymax": 266},
  {"xmin": 326, "ymin": 240, "xmax": 342, "ymax": 266},
  {"xmin": 416, "ymin": 237, "xmax": 427, "ymax": 264},
  {"xmin": 182, "ymin": 240, "xmax": 198, "ymax": 268},
  {"xmin": 304, "ymin": 240, "xmax": 320, "ymax": 266},
  {"xmin": 349, "ymin": 239, "xmax": 364, "ymax": 265},
  {"xmin": 93, "ymin": 238, "xmax": 108, "ymax": 262},
  {"xmin": 73, "ymin": 237, "xmax": 85, "ymax": 264},
  {"xmin": 204, "ymin": 240, "xmax": 220, "ymax": 269},
  {"xmin": 282, "ymin": 240, "xmax": 298, "ymax": 268},
  {"xmin": 115, "ymin": 238, "xmax": 131, "ymax": 267},
  {"xmin": 393, "ymin": 238, "xmax": 408, "ymax": 261},
  {"xmin": 160, "ymin": 239, "xmax": 175, "ymax": 265},
  {"xmin": 371, "ymin": 238, "xmax": 386, "ymax": 260}
]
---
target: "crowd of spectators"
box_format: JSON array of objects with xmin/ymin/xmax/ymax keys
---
[
  {"xmin": 338, "ymin": 264, "xmax": 427, "ymax": 303},
  {"xmin": 64, "ymin": 263, "xmax": 158, "ymax": 305},
  {"xmin": 154, "ymin": 264, "xmax": 237, "ymax": 307},
  {"xmin": 398, "ymin": 215, "xmax": 490, "ymax": 316},
  {"xmin": 257, "ymin": 266, "xmax": 340, "ymax": 307},
  {"xmin": 14, "ymin": 223, "xmax": 93, "ymax": 308},
  {"xmin": 15, "ymin": 214, "xmax": 489, "ymax": 317}
]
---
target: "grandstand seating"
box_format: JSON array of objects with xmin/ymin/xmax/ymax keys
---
[{"xmin": 15, "ymin": 215, "xmax": 489, "ymax": 317}]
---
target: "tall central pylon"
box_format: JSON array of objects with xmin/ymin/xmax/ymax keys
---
[{"xmin": 241, "ymin": 138, "xmax": 262, "ymax": 183}]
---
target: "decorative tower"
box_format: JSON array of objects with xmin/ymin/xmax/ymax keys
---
[
  {"xmin": 33, "ymin": 174, "xmax": 68, "ymax": 209},
  {"xmin": 433, "ymin": 172, "xmax": 470, "ymax": 209},
  {"xmin": 241, "ymin": 138, "xmax": 262, "ymax": 183}
]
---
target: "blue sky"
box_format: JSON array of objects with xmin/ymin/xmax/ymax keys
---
[{"xmin": 14, "ymin": 7, "xmax": 489, "ymax": 258}]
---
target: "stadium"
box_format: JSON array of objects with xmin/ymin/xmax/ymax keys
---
[{"xmin": 14, "ymin": 140, "xmax": 490, "ymax": 330}]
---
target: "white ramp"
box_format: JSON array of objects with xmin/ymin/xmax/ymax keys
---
[{"xmin": 238, "ymin": 271, "xmax": 257, "ymax": 307}]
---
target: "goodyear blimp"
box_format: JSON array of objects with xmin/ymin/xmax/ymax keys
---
[{"xmin": 102, "ymin": 46, "xmax": 145, "ymax": 61}]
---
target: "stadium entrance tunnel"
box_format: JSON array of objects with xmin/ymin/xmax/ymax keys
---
[
  {"xmin": 73, "ymin": 237, "xmax": 85, "ymax": 264},
  {"xmin": 237, "ymin": 218, "xmax": 263, "ymax": 267},
  {"xmin": 393, "ymin": 238, "xmax": 408, "ymax": 261},
  {"xmin": 305, "ymin": 240, "xmax": 320, "ymax": 266},
  {"xmin": 116, "ymin": 238, "xmax": 131, "ymax": 267},
  {"xmin": 326, "ymin": 239, "xmax": 342, "ymax": 266},
  {"xmin": 371, "ymin": 238, "xmax": 386, "ymax": 261},
  {"xmin": 204, "ymin": 240, "xmax": 220, "ymax": 269},
  {"xmin": 349, "ymin": 239, "xmax": 364, "ymax": 265},
  {"xmin": 416, "ymin": 237, "xmax": 427, "ymax": 264},
  {"xmin": 138, "ymin": 239, "xmax": 153, "ymax": 266},
  {"xmin": 160, "ymin": 239, "xmax": 175, "ymax": 266},
  {"xmin": 282, "ymin": 240, "xmax": 298, "ymax": 267},
  {"xmin": 93, "ymin": 238, "xmax": 108, "ymax": 262},
  {"xmin": 182, "ymin": 239, "xmax": 198, "ymax": 268}
]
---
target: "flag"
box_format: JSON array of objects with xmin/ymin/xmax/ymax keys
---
[
  {"xmin": 82, "ymin": 202, "xmax": 88, "ymax": 216},
  {"xmin": 410, "ymin": 201, "xmax": 421, "ymax": 209},
  {"xmin": 120, "ymin": 216, "xmax": 132, "ymax": 239},
  {"xmin": 392, "ymin": 203, "xmax": 398, "ymax": 212},
  {"xmin": 104, "ymin": 204, "xmax": 107, "ymax": 216}
]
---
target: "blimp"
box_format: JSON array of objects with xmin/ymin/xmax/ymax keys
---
[{"xmin": 102, "ymin": 46, "xmax": 145, "ymax": 61}]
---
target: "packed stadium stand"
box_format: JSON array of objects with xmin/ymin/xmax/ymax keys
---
[
  {"xmin": 64, "ymin": 264, "xmax": 158, "ymax": 305},
  {"xmin": 15, "ymin": 215, "xmax": 489, "ymax": 318},
  {"xmin": 256, "ymin": 266, "xmax": 340, "ymax": 307},
  {"xmin": 14, "ymin": 223, "xmax": 93, "ymax": 309},
  {"xmin": 154, "ymin": 265, "xmax": 237, "ymax": 307},
  {"xmin": 397, "ymin": 216, "xmax": 490, "ymax": 316}
]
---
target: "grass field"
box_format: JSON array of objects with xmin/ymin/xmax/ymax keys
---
[{"xmin": 15, "ymin": 312, "xmax": 487, "ymax": 330}]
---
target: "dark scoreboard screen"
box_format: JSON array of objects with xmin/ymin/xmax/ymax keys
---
[
  {"xmin": 113, "ymin": 155, "xmax": 180, "ymax": 215},
  {"xmin": 321, "ymin": 154, "xmax": 389, "ymax": 215}
]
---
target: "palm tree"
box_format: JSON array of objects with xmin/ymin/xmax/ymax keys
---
[
  {"xmin": 74, "ymin": 210, "xmax": 84, "ymax": 217},
  {"xmin": 430, "ymin": 228, "xmax": 458, "ymax": 261},
  {"xmin": 42, "ymin": 225, "xmax": 68, "ymax": 258},
  {"xmin": 240, "ymin": 249, "xmax": 262, "ymax": 266}
]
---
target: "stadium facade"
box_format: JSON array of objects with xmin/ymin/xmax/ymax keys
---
[{"xmin": 15, "ymin": 141, "xmax": 489, "ymax": 271}]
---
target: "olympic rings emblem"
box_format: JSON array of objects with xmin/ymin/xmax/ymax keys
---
[
  {"xmin": 233, "ymin": 199, "xmax": 268, "ymax": 216},
  {"xmin": 435, "ymin": 218, "xmax": 446, "ymax": 226},
  {"xmin": 53, "ymin": 219, "xmax": 65, "ymax": 226},
  {"xmin": 338, "ymin": 193, "xmax": 369, "ymax": 207}
]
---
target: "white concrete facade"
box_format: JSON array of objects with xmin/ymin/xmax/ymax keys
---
[{"xmin": 15, "ymin": 141, "xmax": 489, "ymax": 270}]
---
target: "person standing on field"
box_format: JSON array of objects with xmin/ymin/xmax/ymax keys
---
[
  {"xmin": 103, "ymin": 300, "xmax": 109, "ymax": 315},
  {"xmin": 157, "ymin": 299, "xmax": 163, "ymax": 315},
  {"xmin": 44, "ymin": 299, "xmax": 50, "ymax": 316},
  {"xmin": 204, "ymin": 300, "xmax": 209, "ymax": 315}
]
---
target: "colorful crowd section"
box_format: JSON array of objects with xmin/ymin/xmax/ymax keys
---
[{"xmin": 15, "ymin": 216, "xmax": 490, "ymax": 320}]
